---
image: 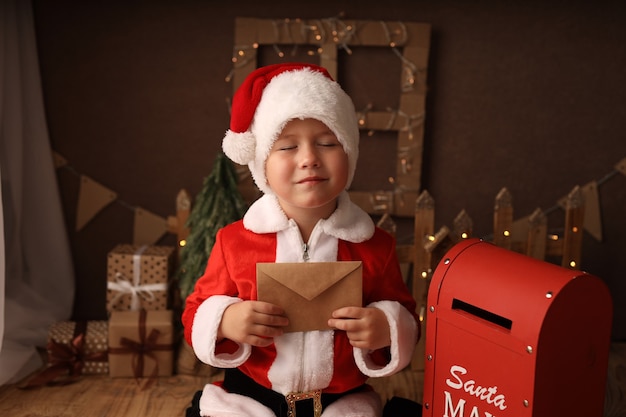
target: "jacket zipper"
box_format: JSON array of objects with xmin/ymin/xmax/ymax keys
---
[{"xmin": 302, "ymin": 243, "xmax": 310, "ymax": 262}]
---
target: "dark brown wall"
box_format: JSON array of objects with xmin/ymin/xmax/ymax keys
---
[{"xmin": 32, "ymin": 0, "xmax": 626, "ymax": 339}]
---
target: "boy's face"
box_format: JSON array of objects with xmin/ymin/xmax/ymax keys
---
[{"xmin": 265, "ymin": 118, "xmax": 349, "ymax": 217}]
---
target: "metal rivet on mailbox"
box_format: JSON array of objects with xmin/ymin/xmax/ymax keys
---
[
  {"xmin": 546, "ymin": 291, "xmax": 553, "ymax": 299},
  {"xmin": 430, "ymin": 306, "xmax": 435, "ymax": 313},
  {"xmin": 526, "ymin": 346, "xmax": 533, "ymax": 354},
  {"xmin": 444, "ymin": 258, "xmax": 451, "ymax": 265},
  {"xmin": 427, "ymin": 354, "xmax": 433, "ymax": 361},
  {"xmin": 523, "ymin": 400, "xmax": 529, "ymax": 407},
  {"xmin": 424, "ymin": 403, "xmax": 430, "ymax": 409}
]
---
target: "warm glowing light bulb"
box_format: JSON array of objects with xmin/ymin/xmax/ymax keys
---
[
  {"xmin": 503, "ymin": 230, "xmax": 510, "ymax": 237},
  {"xmin": 179, "ymin": 240, "xmax": 187, "ymax": 247},
  {"xmin": 569, "ymin": 260, "xmax": 577, "ymax": 268},
  {"xmin": 461, "ymin": 233, "xmax": 468, "ymax": 239}
]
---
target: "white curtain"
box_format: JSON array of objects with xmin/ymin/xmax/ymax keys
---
[{"xmin": 0, "ymin": 0, "xmax": 75, "ymax": 385}]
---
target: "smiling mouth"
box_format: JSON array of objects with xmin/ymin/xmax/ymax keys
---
[{"xmin": 298, "ymin": 177, "xmax": 326, "ymax": 184}]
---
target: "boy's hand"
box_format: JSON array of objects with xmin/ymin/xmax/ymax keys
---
[
  {"xmin": 218, "ymin": 300, "xmax": 289, "ymax": 347},
  {"xmin": 328, "ymin": 306, "xmax": 391, "ymax": 350}
]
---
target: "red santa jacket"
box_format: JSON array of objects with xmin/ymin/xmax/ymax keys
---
[{"xmin": 182, "ymin": 194, "xmax": 419, "ymax": 395}]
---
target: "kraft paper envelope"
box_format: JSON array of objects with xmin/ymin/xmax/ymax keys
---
[{"xmin": 256, "ymin": 261, "xmax": 362, "ymax": 333}]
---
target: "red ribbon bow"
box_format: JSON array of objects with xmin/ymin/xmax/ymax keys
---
[
  {"xmin": 108, "ymin": 309, "xmax": 172, "ymax": 388},
  {"xmin": 20, "ymin": 322, "xmax": 108, "ymax": 389}
]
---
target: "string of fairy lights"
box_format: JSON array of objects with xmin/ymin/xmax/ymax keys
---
[{"xmin": 226, "ymin": 17, "xmax": 423, "ymax": 94}]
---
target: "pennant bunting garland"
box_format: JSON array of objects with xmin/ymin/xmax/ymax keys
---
[
  {"xmin": 133, "ymin": 208, "xmax": 168, "ymax": 246},
  {"xmin": 52, "ymin": 151, "xmax": 68, "ymax": 169},
  {"xmin": 581, "ymin": 181, "xmax": 603, "ymax": 241},
  {"xmin": 76, "ymin": 176, "xmax": 117, "ymax": 231},
  {"xmin": 616, "ymin": 157, "xmax": 626, "ymax": 176},
  {"xmin": 510, "ymin": 214, "xmax": 531, "ymax": 239},
  {"xmin": 54, "ymin": 149, "xmax": 624, "ymax": 245},
  {"xmin": 556, "ymin": 181, "xmax": 603, "ymax": 241}
]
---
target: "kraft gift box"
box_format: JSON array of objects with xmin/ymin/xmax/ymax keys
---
[
  {"xmin": 108, "ymin": 309, "xmax": 174, "ymax": 378},
  {"xmin": 107, "ymin": 244, "xmax": 175, "ymax": 312},
  {"xmin": 21, "ymin": 320, "xmax": 110, "ymax": 388},
  {"xmin": 47, "ymin": 320, "xmax": 109, "ymax": 375}
]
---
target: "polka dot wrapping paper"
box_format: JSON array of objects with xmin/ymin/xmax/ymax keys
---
[
  {"xmin": 47, "ymin": 320, "xmax": 109, "ymax": 375},
  {"xmin": 106, "ymin": 244, "xmax": 176, "ymax": 313}
]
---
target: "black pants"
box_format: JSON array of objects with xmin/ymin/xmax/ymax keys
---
[{"xmin": 184, "ymin": 369, "xmax": 422, "ymax": 417}]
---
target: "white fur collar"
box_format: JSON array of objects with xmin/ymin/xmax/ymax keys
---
[{"xmin": 243, "ymin": 191, "xmax": 374, "ymax": 243}]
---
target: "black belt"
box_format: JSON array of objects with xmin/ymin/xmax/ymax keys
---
[{"xmin": 222, "ymin": 367, "xmax": 367, "ymax": 417}]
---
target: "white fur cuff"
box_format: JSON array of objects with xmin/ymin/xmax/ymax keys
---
[
  {"xmin": 353, "ymin": 300, "xmax": 418, "ymax": 378},
  {"xmin": 191, "ymin": 295, "xmax": 251, "ymax": 368}
]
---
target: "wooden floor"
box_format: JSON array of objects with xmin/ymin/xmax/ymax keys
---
[{"xmin": 1, "ymin": 343, "xmax": 624, "ymax": 416}]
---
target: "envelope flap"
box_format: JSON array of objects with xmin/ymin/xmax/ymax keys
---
[{"xmin": 257, "ymin": 261, "xmax": 362, "ymax": 301}]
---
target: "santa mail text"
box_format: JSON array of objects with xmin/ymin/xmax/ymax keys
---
[{"xmin": 442, "ymin": 364, "xmax": 508, "ymax": 417}]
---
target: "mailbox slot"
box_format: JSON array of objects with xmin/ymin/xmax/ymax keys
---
[{"xmin": 452, "ymin": 298, "xmax": 513, "ymax": 330}]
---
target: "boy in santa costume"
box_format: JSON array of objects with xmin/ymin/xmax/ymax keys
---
[{"xmin": 182, "ymin": 62, "xmax": 419, "ymax": 417}]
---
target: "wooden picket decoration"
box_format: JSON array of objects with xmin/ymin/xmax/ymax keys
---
[
  {"xmin": 166, "ymin": 188, "xmax": 191, "ymax": 258},
  {"xmin": 397, "ymin": 185, "xmax": 586, "ymax": 373},
  {"xmin": 554, "ymin": 185, "xmax": 585, "ymax": 269},
  {"xmin": 493, "ymin": 187, "xmax": 513, "ymax": 250}
]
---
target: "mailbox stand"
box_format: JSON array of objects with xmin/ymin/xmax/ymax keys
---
[{"xmin": 422, "ymin": 238, "xmax": 612, "ymax": 417}]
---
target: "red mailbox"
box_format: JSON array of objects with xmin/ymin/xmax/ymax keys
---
[{"xmin": 422, "ymin": 238, "xmax": 612, "ymax": 417}]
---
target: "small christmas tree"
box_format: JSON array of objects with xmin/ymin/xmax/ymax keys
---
[{"xmin": 177, "ymin": 152, "xmax": 249, "ymax": 301}]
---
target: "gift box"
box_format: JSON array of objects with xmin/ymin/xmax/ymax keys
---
[
  {"xmin": 107, "ymin": 244, "xmax": 175, "ymax": 312},
  {"xmin": 47, "ymin": 320, "xmax": 109, "ymax": 375},
  {"xmin": 20, "ymin": 320, "xmax": 109, "ymax": 388},
  {"xmin": 108, "ymin": 309, "xmax": 174, "ymax": 378}
]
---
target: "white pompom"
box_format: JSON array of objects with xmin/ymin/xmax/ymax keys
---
[{"xmin": 222, "ymin": 130, "xmax": 256, "ymax": 165}]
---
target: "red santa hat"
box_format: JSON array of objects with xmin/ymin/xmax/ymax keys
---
[{"xmin": 222, "ymin": 62, "xmax": 360, "ymax": 195}]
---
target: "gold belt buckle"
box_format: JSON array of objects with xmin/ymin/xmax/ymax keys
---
[{"xmin": 285, "ymin": 389, "xmax": 322, "ymax": 417}]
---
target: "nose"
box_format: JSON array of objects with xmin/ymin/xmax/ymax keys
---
[{"xmin": 299, "ymin": 143, "xmax": 320, "ymax": 168}]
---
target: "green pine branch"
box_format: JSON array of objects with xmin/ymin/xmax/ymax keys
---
[{"xmin": 177, "ymin": 152, "xmax": 248, "ymax": 301}]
